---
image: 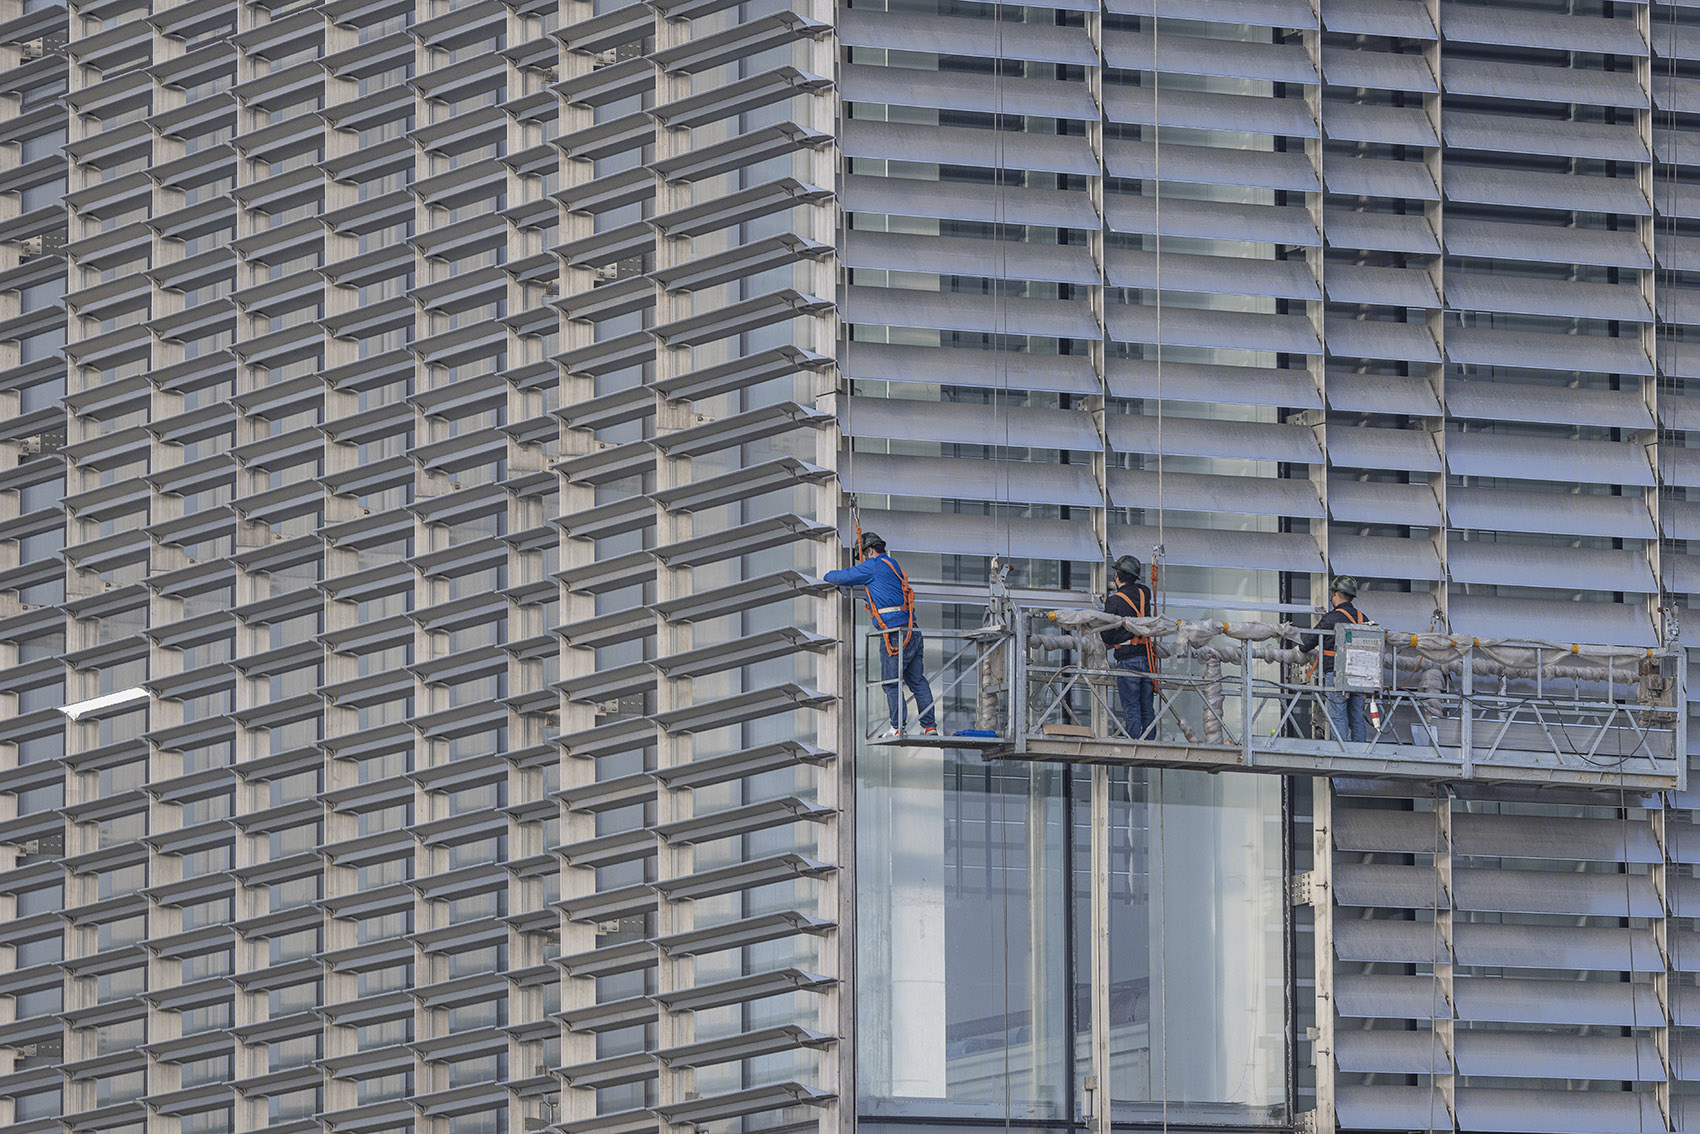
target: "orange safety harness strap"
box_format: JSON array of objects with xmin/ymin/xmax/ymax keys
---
[
  {"xmin": 1113, "ymin": 585, "xmax": 1158, "ymax": 674},
  {"xmin": 1320, "ymin": 604, "xmax": 1368, "ymax": 658},
  {"xmin": 865, "ymin": 556, "xmax": 916, "ymax": 657}
]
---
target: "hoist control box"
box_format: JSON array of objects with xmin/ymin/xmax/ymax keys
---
[
  {"xmin": 1640, "ymin": 654, "xmax": 1680, "ymax": 721},
  {"xmin": 1333, "ymin": 625, "xmax": 1385, "ymax": 692}
]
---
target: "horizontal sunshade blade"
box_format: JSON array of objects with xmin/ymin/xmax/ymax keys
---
[
  {"xmin": 1444, "ymin": 218, "xmax": 1652, "ymax": 269},
  {"xmin": 1324, "ymin": 209, "xmax": 1440, "ymax": 255},
  {"xmin": 1443, "ymin": 59, "xmax": 1646, "ymax": 108},
  {"xmin": 1445, "ymin": 272, "xmax": 1651, "ymax": 323},
  {"xmin": 1444, "ymin": 379, "xmax": 1654, "ymax": 430},
  {"xmin": 1321, "ymin": 0, "xmax": 1436, "ymax": 38},
  {"xmin": 1108, "ymin": 249, "xmax": 1321, "ymax": 301},
  {"xmin": 1320, "ymin": 46, "xmax": 1436, "ymax": 92},
  {"xmin": 1105, "ymin": 521, "xmax": 1324, "ymax": 572},
  {"xmin": 844, "ymin": 231, "xmax": 1098, "ymax": 285},
  {"xmin": 1107, "ymin": 304, "xmax": 1322, "ymax": 355},
  {"xmin": 1322, "ymin": 156, "xmax": 1440, "ymax": 201},
  {"xmin": 1325, "ymin": 425, "xmax": 1442, "ymax": 473},
  {"xmin": 1445, "ymin": 327, "xmax": 1653, "ymax": 375},
  {"xmin": 1110, "ymin": 0, "xmax": 1317, "ymax": 27},
  {"xmin": 1327, "ymin": 374, "xmax": 1441, "ymax": 417},
  {"xmin": 839, "ymin": 11, "xmax": 1096, "ymax": 65},
  {"xmin": 1103, "ymin": 31, "xmax": 1316, "ymax": 85},
  {"xmin": 1324, "ymin": 264, "xmax": 1440, "ymax": 309},
  {"xmin": 1109, "ymin": 468, "xmax": 1323, "ymax": 519},
  {"xmin": 1328, "ymin": 480, "xmax": 1442, "ymax": 527},
  {"xmin": 1108, "ymin": 359, "xmax": 1322, "ymax": 409},
  {"xmin": 855, "ymin": 508, "xmax": 1103, "ymax": 562},
  {"xmin": 844, "ymin": 285, "xmax": 1099, "ymax": 339},
  {"xmin": 1445, "ymin": 165, "xmax": 1648, "ymax": 215},
  {"xmin": 844, "ymin": 175, "xmax": 1098, "ymax": 230},
  {"xmin": 1322, "ymin": 319, "xmax": 1441, "ymax": 364},
  {"xmin": 841, "ymin": 64, "xmax": 1097, "ymax": 120},
  {"xmin": 1439, "ymin": 2, "xmax": 1648, "ymax": 55},
  {"xmin": 841, "ymin": 121, "xmax": 1099, "ymax": 176},
  {"xmin": 1445, "ymin": 111, "xmax": 1650, "ymax": 162},
  {"xmin": 1328, "ymin": 533, "xmax": 1442, "ymax": 581},
  {"xmin": 845, "ymin": 452, "xmax": 1101, "ymax": 509},
  {"xmin": 1106, "ymin": 139, "xmax": 1319, "ymax": 192},
  {"xmin": 842, "ymin": 395, "xmax": 1101, "ymax": 450},
  {"xmin": 1104, "ymin": 195, "xmax": 1320, "ymax": 245},
  {"xmin": 1324, "ymin": 102, "xmax": 1438, "ymax": 147},
  {"xmin": 1448, "ymin": 487, "xmax": 1655, "ymax": 540},
  {"xmin": 1107, "ymin": 413, "xmax": 1321, "ymax": 464},
  {"xmin": 1446, "ymin": 594, "xmax": 1656, "ymax": 647},
  {"xmin": 1447, "ymin": 431, "xmax": 1655, "ymax": 486},
  {"xmin": 1448, "ymin": 540, "xmax": 1656, "ymax": 593},
  {"xmin": 845, "ymin": 343, "xmax": 1100, "ymax": 396},
  {"xmin": 1102, "ymin": 86, "xmax": 1321, "ymax": 138}
]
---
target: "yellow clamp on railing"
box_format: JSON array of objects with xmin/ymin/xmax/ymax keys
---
[
  {"xmin": 1409, "ymin": 634, "xmax": 1419, "ymax": 647},
  {"xmin": 1572, "ymin": 643, "xmax": 1581, "ymax": 654},
  {"xmin": 1047, "ymin": 610, "xmax": 1059, "ymax": 621}
]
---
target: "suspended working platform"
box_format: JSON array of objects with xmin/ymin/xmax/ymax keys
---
[{"xmin": 866, "ymin": 576, "xmax": 1687, "ymax": 792}]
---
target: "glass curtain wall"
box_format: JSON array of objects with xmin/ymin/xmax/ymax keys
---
[{"xmin": 855, "ymin": 605, "xmax": 1289, "ymax": 1127}]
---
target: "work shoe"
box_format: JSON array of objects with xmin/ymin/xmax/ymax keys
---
[
  {"xmin": 921, "ymin": 726, "xmax": 939, "ymax": 736},
  {"xmin": 880, "ymin": 726, "xmax": 904, "ymax": 739}
]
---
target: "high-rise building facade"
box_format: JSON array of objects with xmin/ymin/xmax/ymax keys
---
[{"xmin": 3, "ymin": 2, "xmax": 1700, "ymax": 1134}]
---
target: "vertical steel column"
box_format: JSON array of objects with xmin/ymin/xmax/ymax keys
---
[
  {"xmin": 1308, "ymin": 778, "xmax": 1337, "ymax": 1134},
  {"xmin": 1432, "ymin": 790, "xmax": 1459, "ymax": 1132},
  {"xmin": 1089, "ymin": 762, "xmax": 1113, "ymax": 1134},
  {"xmin": 1650, "ymin": 807, "xmax": 1675, "ymax": 1131}
]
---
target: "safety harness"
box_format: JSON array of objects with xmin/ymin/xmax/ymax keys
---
[
  {"xmin": 864, "ymin": 555, "xmax": 916, "ymax": 657},
  {"xmin": 1305, "ymin": 602, "xmax": 1368, "ymax": 683},
  {"xmin": 1321, "ymin": 603, "xmax": 1368, "ymax": 664},
  {"xmin": 1113, "ymin": 584, "xmax": 1157, "ymax": 671}
]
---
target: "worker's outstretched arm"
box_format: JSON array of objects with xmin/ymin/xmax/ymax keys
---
[{"xmin": 823, "ymin": 559, "xmax": 878, "ymax": 588}]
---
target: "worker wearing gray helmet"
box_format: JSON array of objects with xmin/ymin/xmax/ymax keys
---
[
  {"xmin": 1301, "ymin": 575, "xmax": 1371, "ymax": 742},
  {"xmin": 1101, "ymin": 554, "xmax": 1157, "ymax": 741},
  {"xmin": 824, "ymin": 531, "xmax": 938, "ymax": 737}
]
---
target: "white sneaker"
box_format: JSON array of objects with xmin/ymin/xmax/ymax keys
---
[{"xmin": 881, "ymin": 726, "xmax": 904, "ymax": 739}]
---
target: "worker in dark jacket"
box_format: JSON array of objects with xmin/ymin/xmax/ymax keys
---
[
  {"xmin": 1301, "ymin": 575, "xmax": 1370, "ymax": 742},
  {"xmin": 825, "ymin": 532, "xmax": 938, "ymax": 737},
  {"xmin": 1101, "ymin": 554, "xmax": 1156, "ymax": 740}
]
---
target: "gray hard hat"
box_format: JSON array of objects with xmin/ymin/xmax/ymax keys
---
[
  {"xmin": 859, "ymin": 531, "xmax": 886, "ymax": 553},
  {"xmin": 1332, "ymin": 574, "xmax": 1359, "ymax": 597},
  {"xmin": 1113, "ymin": 554, "xmax": 1142, "ymax": 580}
]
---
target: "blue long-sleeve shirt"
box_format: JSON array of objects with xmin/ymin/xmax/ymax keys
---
[{"xmin": 824, "ymin": 552, "xmax": 913, "ymax": 629}]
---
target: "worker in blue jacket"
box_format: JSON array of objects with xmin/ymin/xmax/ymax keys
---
[{"xmin": 824, "ymin": 532, "xmax": 938, "ymax": 737}]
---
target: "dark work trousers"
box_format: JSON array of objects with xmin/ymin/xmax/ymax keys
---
[
  {"xmin": 1115, "ymin": 650, "xmax": 1156, "ymax": 740},
  {"xmin": 879, "ymin": 627, "xmax": 937, "ymax": 730}
]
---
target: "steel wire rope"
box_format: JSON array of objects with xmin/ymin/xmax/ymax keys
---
[
  {"xmin": 1150, "ymin": 18, "xmax": 1169, "ymax": 1128},
  {"xmin": 990, "ymin": 0, "xmax": 1013, "ymax": 570},
  {"xmin": 1655, "ymin": 7, "xmax": 1682, "ymax": 1107},
  {"xmin": 1000, "ymin": 762, "xmax": 1013, "ymax": 1134},
  {"xmin": 1149, "ymin": 0, "xmax": 1165, "ymax": 613},
  {"xmin": 992, "ymin": 9, "xmax": 1014, "ymax": 1134},
  {"xmin": 1155, "ymin": 766, "xmax": 1169, "ymax": 1134}
]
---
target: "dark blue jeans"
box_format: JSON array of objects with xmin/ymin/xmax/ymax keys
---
[
  {"xmin": 1115, "ymin": 651, "xmax": 1156, "ymax": 740},
  {"xmin": 879, "ymin": 627, "xmax": 936, "ymax": 730},
  {"xmin": 1324, "ymin": 689, "xmax": 1369, "ymax": 743}
]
